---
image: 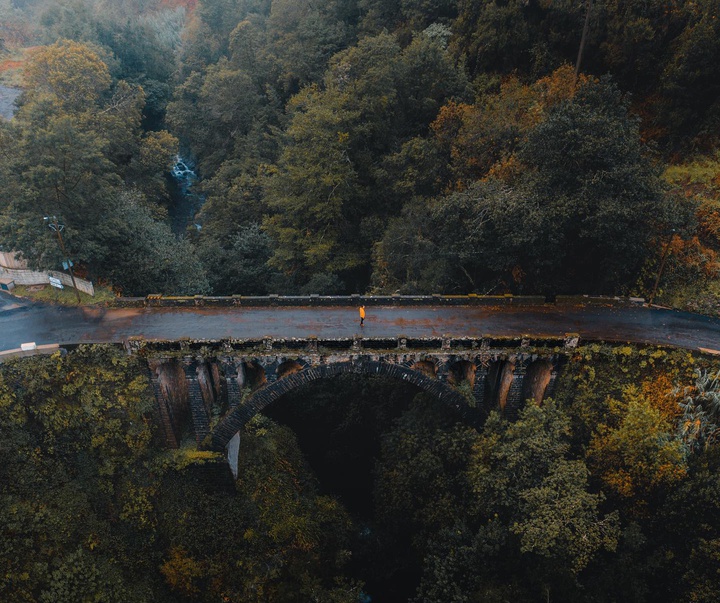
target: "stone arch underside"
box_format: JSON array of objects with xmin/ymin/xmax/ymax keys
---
[{"xmin": 208, "ymin": 360, "xmax": 470, "ymax": 451}]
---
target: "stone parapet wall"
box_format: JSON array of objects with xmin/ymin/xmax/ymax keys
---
[
  {"xmin": 125, "ymin": 334, "xmax": 574, "ymax": 357},
  {"xmin": 112, "ymin": 293, "xmax": 643, "ymax": 309}
]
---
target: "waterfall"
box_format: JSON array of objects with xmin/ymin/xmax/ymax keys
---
[{"xmin": 169, "ymin": 154, "xmax": 204, "ymax": 234}]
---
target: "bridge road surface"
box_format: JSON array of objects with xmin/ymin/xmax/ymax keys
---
[{"xmin": 1, "ymin": 292, "xmax": 719, "ymax": 354}]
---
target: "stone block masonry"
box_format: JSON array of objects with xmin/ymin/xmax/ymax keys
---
[
  {"xmin": 141, "ymin": 336, "xmax": 568, "ymax": 459},
  {"xmin": 112, "ymin": 293, "xmax": 645, "ymax": 309}
]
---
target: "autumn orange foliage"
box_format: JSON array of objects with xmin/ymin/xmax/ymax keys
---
[
  {"xmin": 160, "ymin": 547, "xmax": 206, "ymax": 597},
  {"xmin": 640, "ymin": 373, "xmax": 683, "ymax": 422},
  {"xmin": 0, "ymin": 60, "xmax": 23, "ymax": 73},
  {"xmin": 430, "ymin": 65, "xmax": 596, "ymax": 191},
  {"xmin": 587, "ymin": 385, "xmax": 686, "ymax": 514},
  {"xmin": 698, "ymin": 202, "xmax": 720, "ymax": 243}
]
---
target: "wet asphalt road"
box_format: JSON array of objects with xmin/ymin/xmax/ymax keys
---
[{"xmin": 1, "ymin": 292, "xmax": 719, "ymax": 353}]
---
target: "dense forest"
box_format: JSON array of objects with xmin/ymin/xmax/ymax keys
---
[
  {"xmin": 0, "ymin": 0, "xmax": 718, "ymax": 307},
  {"xmin": 1, "ymin": 345, "xmax": 720, "ymax": 602},
  {"xmin": 2, "ymin": 2, "xmax": 720, "ymax": 602}
]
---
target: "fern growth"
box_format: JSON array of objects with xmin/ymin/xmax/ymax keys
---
[{"xmin": 677, "ymin": 369, "xmax": 720, "ymax": 453}]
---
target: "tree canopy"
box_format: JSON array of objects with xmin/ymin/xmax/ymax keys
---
[{"xmin": 3, "ymin": 0, "xmax": 718, "ymax": 300}]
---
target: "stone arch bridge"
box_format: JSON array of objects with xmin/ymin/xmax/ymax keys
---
[{"xmin": 134, "ymin": 334, "xmax": 577, "ymax": 475}]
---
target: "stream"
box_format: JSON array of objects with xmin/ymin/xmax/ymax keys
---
[
  {"xmin": 0, "ymin": 88, "xmax": 201, "ymax": 236},
  {"xmin": 168, "ymin": 155, "xmax": 204, "ymax": 235}
]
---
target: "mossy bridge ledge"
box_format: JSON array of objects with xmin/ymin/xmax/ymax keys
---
[{"xmin": 132, "ymin": 334, "xmax": 574, "ymax": 478}]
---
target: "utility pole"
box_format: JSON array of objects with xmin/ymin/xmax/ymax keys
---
[
  {"xmin": 575, "ymin": 0, "xmax": 594, "ymax": 83},
  {"xmin": 44, "ymin": 216, "xmax": 82, "ymax": 304}
]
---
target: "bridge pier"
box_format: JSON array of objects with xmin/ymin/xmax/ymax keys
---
[
  {"xmin": 182, "ymin": 360, "xmax": 214, "ymax": 445},
  {"xmin": 504, "ymin": 358, "xmax": 527, "ymax": 419},
  {"xmin": 472, "ymin": 363, "xmax": 489, "ymax": 410},
  {"xmin": 148, "ymin": 359, "xmax": 191, "ymax": 448},
  {"xmin": 494, "ymin": 359, "xmax": 515, "ymax": 414},
  {"xmin": 227, "ymin": 432, "xmax": 241, "ymax": 479},
  {"xmin": 149, "ymin": 362, "xmax": 180, "ymax": 448},
  {"xmin": 436, "ymin": 359, "xmax": 450, "ymax": 383},
  {"xmin": 547, "ymin": 368, "xmax": 559, "ymax": 399},
  {"xmin": 219, "ymin": 358, "xmax": 246, "ymax": 409}
]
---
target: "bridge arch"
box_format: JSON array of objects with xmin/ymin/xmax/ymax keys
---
[{"xmin": 208, "ymin": 359, "xmax": 470, "ymax": 451}]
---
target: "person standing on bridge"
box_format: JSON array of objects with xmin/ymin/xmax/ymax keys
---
[{"xmin": 359, "ymin": 305, "xmax": 366, "ymax": 326}]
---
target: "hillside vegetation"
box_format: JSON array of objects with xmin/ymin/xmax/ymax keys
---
[
  {"xmin": 1, "ymin": 345, "xmax": 719, "ymax": 602},
  {"xmin": 0, "ymin": 0, "xmax": 718, "ymax": 305}
]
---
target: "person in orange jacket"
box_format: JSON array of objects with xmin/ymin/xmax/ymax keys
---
[{"xmin": 359, "ymin": 305, "xmax": 365, "ymax": 326}]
